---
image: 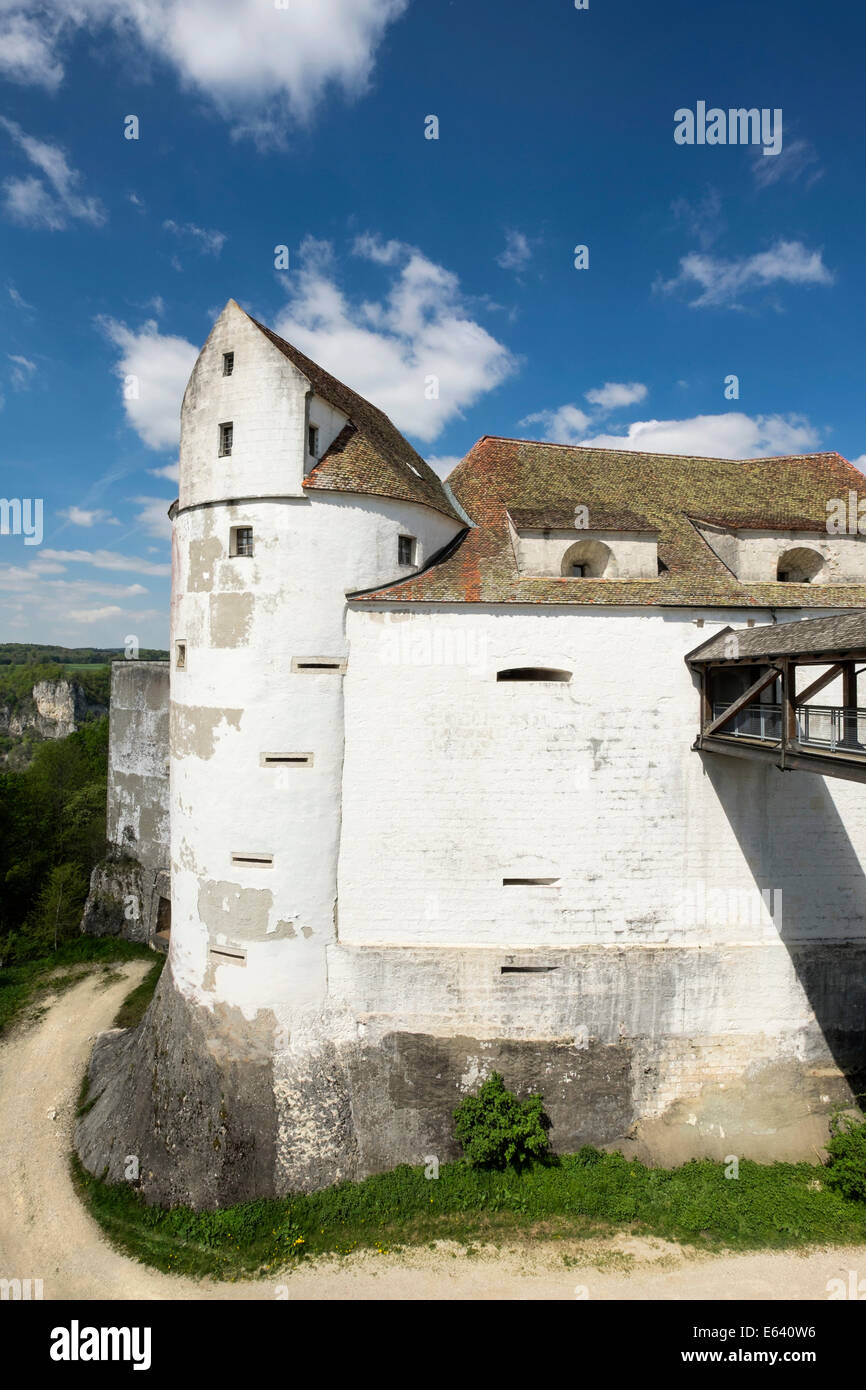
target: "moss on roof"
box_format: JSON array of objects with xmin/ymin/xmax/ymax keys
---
[
  {"xmin": 354, "ymin": 437, "xmax": 866, "ymax": 608},
  {"xmin": 248, "ymin": 315, "xmax": 461, "ymax": 523}
]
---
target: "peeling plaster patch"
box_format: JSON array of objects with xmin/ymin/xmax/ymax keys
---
[
  {"xmin": 187, "ymin": 536, "xmax": 224, "ymax": 592},
  {"xmin": 176, "ymin": 837, "xmax": 198, "ymax": 871},
  {"xmin": 209, "ymin": 592, "xmax": 254, "ymax": 648},
  {"xmin": 270, "ymin": 919, "xmax": 298, "ymax": 938},
  {"xmin": 199, "ymin": 879, "xmax": 274, "ymax": 941},
  {"xmin": 170, "ymin": 705, "xmax": 242, "ymax": 759},
  {"xmin": 301, "ymin": 925, "xmax": 313, "ymax": 939},
  {"xmin": 460, "ymin": 1057, "xmax": 487, "ymax": 1091}
]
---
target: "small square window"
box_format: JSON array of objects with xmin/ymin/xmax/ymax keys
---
[
  {"xmin": 219, "ymin": 422, "xmax": 233, "ymax": 457},
  {"xmin": 231, "ymin": 525, "xmax": 253, "ymax": 557},
  {"xmin": 398, "ymin": 535, "xmax": 416, "ymax": 566},
  {"xmin": 176, "ymin": 641, "xmax": 186, "ymax": 670},
  {"xmin": 223, "ymin": 352, "xmax": 234, "ymax": 377},
  {"xmin": 571, "ymin": 563, "xmax": 587, "ymax": 577},
  {"xmin": 308, "ymin": 424, "xmax": 319, "ymax": 458}
]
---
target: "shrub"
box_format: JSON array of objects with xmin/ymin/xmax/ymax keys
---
[
  {"xmin": 453, "ymin": 1071, "xmax": 551, "ymax": 1170},
  {"xmin": 825, "ymin": 1110, "xmax": 866, "ymax": 1203}
]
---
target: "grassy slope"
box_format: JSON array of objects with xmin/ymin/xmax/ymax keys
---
[{"xmin": 0, "ymin": 938, "xmax": 160, "ymax": 1035}]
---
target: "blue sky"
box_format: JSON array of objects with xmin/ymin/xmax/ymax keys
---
[{"xmin": 1, "ymin": 0, "xmax": 864, "ymax": 647}]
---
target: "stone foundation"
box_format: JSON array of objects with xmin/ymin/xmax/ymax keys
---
[{"xmin": 75, "ymin": 940, "xmax": 866, "ymax": 1209}]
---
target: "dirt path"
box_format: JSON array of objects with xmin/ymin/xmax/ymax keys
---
[{"xmin": 1, "ymin": 965, "xmax": 864, "ymax": 1302}]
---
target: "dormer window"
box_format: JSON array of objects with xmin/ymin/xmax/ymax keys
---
[
  {"xmin": 776, "ymin": 547, "xmax": 824, "ymax": 584},
  {"xmin": 398, "ymin": 535, "xmax": 416, "ymax": 566},
  {"xmin": 222, "ymin": 352, "xmax": 234, "ymax": 377},
  {"xmin": 562, "ymin": 539, "xmax": 611, "ymax": 578},
  {"xmin": 219, "ymin": 421, "xmax": 233, "ymax": 457},
  {"xmin": 308, "ymin": 424, "xmax": 319, "ymax": 458}
]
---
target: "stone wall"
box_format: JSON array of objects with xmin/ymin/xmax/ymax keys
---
[{"xmin": 80, "ymin": 660, "xmax": 170, "ymax": 948}]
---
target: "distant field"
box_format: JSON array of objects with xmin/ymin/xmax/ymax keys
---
[{"xmin": 57, "ymin": 663, "xmax": 110, "ymax": 672}]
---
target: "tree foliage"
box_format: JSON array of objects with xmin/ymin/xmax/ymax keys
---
[
  {"xmin": 0, "ymin": 716, "xmax": 109, "ymax": 963},
  {"xmin": 453, "ymin": 1072, "xmax": 552, "ymax": 1170}
]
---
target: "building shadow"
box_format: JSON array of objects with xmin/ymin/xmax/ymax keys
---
[{"xmin": 699, "ymin": 746, "xmax": 866, "ymax": 1099}]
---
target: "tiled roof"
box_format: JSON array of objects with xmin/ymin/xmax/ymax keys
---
[
  {"xmin": 352, "ymin": 436, "xmax": 866, "ymax": 608},
  {"xmin": 507, "ymin": 505, "xmax": 657, "ymax": 532},
  {"xmin": 688, "ymin": 610, "xmax": 866, "ymax": 663},
  {"xmin": 248, "ymin": 314, "xmax": 461, "ymax": 523}
]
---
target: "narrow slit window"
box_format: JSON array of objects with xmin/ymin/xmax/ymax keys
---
[
  {"xmin": 503, "ymin": 877, "xmax": 560, "ymax": 886},
  {"xmin": 231, "ymin": 852, "xmax": 273, "ymax": 866},
  {"xmin": 175, "ymin": 641, "xmax": 186, "ymax": 670},
  {"xmin": 398, "ymin": 535, "xmax": 416, "ymax": 566},
  {"xmin": 222, "ymin": 352, "xmax": 234, "ymax": 376},
  {"xmin": 210, "ymin": 946, "xmax": 246, "ymax": 964},
  {"xmin": 308, "ymin": 424, "xmax": 319, "ymax": 458},
  {"xmin": 219, "ymin": 421, "xmax": 233, "ymax": 457},
  {"xmin": 501, "ymin": 965, "xmax": 559, "ymax": 974},
  {"xmin": 291, "ymin": 657, "xmax": 347, "ymax": 673},
  {"xmin": 497, "ymin": 668, "xmax": 571, "ymax": 683},
  {"xmin": 261, "ymin": 753, "xmax": 314, "ymax": 767},
  {"xmin": 231, "ymin": 525, "xmax": 253, "ymax": 557}
]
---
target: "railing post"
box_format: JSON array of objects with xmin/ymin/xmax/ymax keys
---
[{"xmin": 780, "ymin": 659, "xmax": 797, "ymax": 765}]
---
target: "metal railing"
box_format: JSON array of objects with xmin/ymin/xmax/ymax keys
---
[
  {"xmin": 796, "ymin": 704, "xmax": 866, "ymax": 752},
  {"xmin": 711, "ymin": 702, "xmax": 866, "ymax": 753},
  {"xmin": 712, "ymin": 701, "xmax": 781, "ymax": 742}
]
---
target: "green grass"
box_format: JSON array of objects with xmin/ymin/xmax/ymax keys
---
[
  {"xmin": 0, "ymin": 937, "xmax": 157, "ymax": 1036},
  {"xmin": 71, "ymin": 1146, "xmax": 866, "ymax": 1283},
  {"xmin": 112, "ymin": 959, "xmax": 164, "ymax": 1028}
]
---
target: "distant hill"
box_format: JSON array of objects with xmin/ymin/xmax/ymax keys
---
[{"xmin": 0, "ymin": 643, "xmax": 169, "ymax": 666}]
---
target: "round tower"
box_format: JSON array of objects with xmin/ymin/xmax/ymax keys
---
[{"xmin": 163, "ymin": 300, "xmax": 462, "ymax": 1194}]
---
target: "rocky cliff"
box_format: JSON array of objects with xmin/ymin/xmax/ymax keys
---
[{"xmin": 0, "ymin": 678, "xmax": 107, "ymax": 765}]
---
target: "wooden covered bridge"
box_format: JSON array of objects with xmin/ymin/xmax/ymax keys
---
[{"xmin": 687, "ymin": 611, "xmax": 866, "ymax": 784}]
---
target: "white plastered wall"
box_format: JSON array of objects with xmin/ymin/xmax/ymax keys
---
[{"xmin": 337, "ymin": 603, "xmax": 866, "ymax": 952}]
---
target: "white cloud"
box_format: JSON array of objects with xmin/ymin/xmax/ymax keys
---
[
  {"xmin": 496, "ymin": 230, "xmax": 532, "ymax": 272},
  {"xmin": 658, "ymin": 239, "xmax": 833, "ymax": 309},
  {"xmin": 163, "ymin": 219, "xmax": 227, "ymax": 257},
  {"xmin": 752, "ymin": 137, "xmax": 822, "ymax": 190},
  {"xmin": 522, "ymin": 381, "xmax": 651, "ymax": 443},
  {"xmin": 273, "ymin": 235, "xmax": 516, "ymax": 443},
  {"xmin": 0, "ymin": 557, "xmax": 165, "ymax": 646},
  {"xmin": 7, "ymin": 352, "xmax": 36, "ymax": 389},
  {"xmin": 40, "ymin": 548, "xmax": 170, "ymax": 576},
  {"xmin": 66, "ymin": 604, "xmax": 124, "ymax": 624},
  {"xmin": 62, "ymin": 505, "xmax": 121, "ymax": 527},
  {"xmin": 8, "ymin": 282, "xmax": 34, "ymax": 311},
  {"xmin": 426, "ymin": 455, "xmax": 464, "ymax": 479},
  {"xmin": 0, "ymin": 0, "xmax": 408, "ymax": 132},
  {"xmin": 576, "ymin": 412, "xmax": 822, "ymax": 459},
  {"xmin": 0, "ymin": 117, "xmax": 105, "ymax": 229},
  {"xmin": 148, "ymin": 460, "xmax": 180, "ymax": 482},
  {"xmin": 131, "ymin": 496, "xmax": 174, "ymax": 539},
  {"xmin": 584, "ymin": 381, "xmax": 648, "ymax": 411},
  {"xmin": 0, "ymin": 13, "xmax": 63, "ymax": 88},
  {"xmin": 671, "ymin": 187, "xmax": 724, "ymax": 251},
  {"xmin": 97, "ymin": 316, "xmax": 198, "ymax": 449},
  {"xmin": 519, "ymin": 404, "xmax": 594, "ymax": 444}
]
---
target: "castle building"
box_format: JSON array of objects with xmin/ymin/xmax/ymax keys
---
[{"xmin": 77, "ymin": 300, "xmax": 866, "ymax": 1207}]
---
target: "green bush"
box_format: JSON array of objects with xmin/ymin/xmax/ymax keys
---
[
  {"xmin": 825, "ymin": 1110, "xmax": 866, "ymax": 1203},
  {"xmin": 453, "ymin": 1071, "xmax": 551, "ymax": 1170}
]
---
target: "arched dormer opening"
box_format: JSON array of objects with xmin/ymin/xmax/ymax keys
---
[
  {"xmin": 777, "ymin": 546, "xmax": 825, "ymax": 584},
  {"xmin": 561, "ymin": 538, "xmax": 612, "ymax": 578}
]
